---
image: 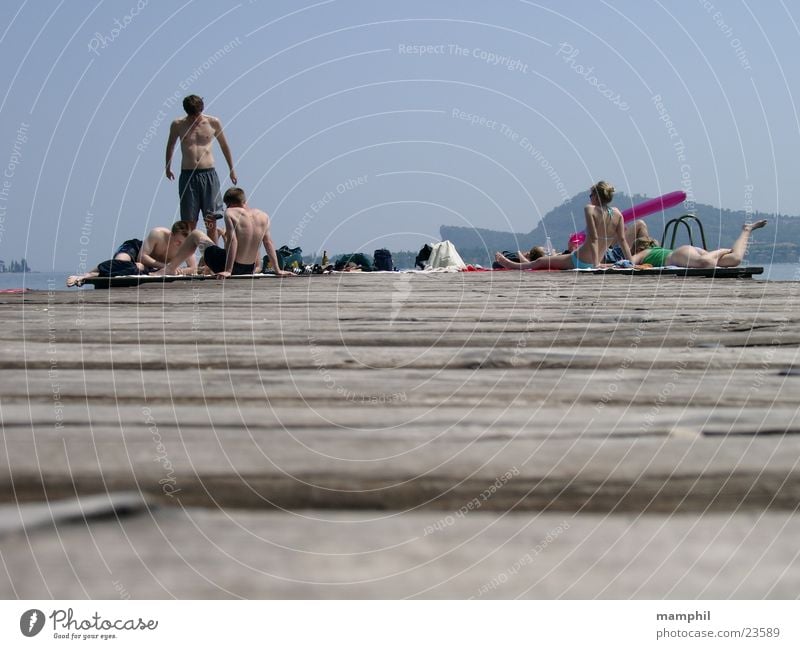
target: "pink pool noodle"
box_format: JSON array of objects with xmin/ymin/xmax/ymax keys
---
[{"xmin": 567, "ymin": 190, "xmax": 687, "ymax": 248}]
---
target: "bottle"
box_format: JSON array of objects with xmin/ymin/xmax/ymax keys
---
[
  {"xmin": 322, "ymin": 250, "xmax": 329, "ymax": 266},
  {"xmin": 545, "ymin": 236, "xmax": 554, "ymax": 256}
]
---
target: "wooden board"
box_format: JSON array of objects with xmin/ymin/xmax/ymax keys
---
[{"xmin": 1, "ymin": 272, "xmax": 798, "ymax": 596}]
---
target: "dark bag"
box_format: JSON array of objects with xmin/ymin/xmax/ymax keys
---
[
  {"xmin": 334, "ymin": 253, "xmax": 373, "ymax": 271},
  {"xmin": 264, "ymin": 245, "xmax": 303, "ymax": 272},
  {"xmin": 492, "ymin": 251, "xmax": 521, "ymax": 270},
  {"xmin": 373, "ymin": 248, "xmax": 393, "ymax": 271},
  {"xmin": 97, "ymin": 259, "xmax": 142, "ymax": 277},
  {"xmin": 415, "ymin": 244, "xmax": 433, "ymax": 269}
]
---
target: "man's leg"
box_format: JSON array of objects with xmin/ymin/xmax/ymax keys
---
[
  {"xmin": 178, "ymin": 170, "xmax": 200, "ymax": 231},
  {"xmin": 625, "ymin": 220, "xmax": 650, "ymax": 248},
  {"xmin": 199, "ymin": 169, "xmax": 223, "ymax": 235}
]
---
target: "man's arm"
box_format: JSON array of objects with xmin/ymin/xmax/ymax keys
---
[
  {"xmin": 165, "ymin": 121, "xmax": 180, "ymax": 181},
  {"xmin": 213, "ymin": 118, "xmax": 237, "ymax": 185},
  {"xmin": 218, "ymin": 211, "xmax": 237, "ymax": 278},
  {"xmin": 262, "ymin": 215, "xmax": 290, "ymax": 276},
  {"xmin": 139, "ymin": 230, "xmax": 165, "ymax": 269}
]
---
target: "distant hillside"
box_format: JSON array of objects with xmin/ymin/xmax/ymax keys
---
[{"xmin": 441, "ymin": 192, "xmax": 800, "ymax": 265}]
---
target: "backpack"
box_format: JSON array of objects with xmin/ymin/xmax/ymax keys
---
[
  {"xmin": 373, "ymin": 248, "xmax": 393, "ymax": 271},
  {"xmin": 264, "ymin": 245, "xmax": 303, "ymax": 272},
  {"xmin": 492, "ymin": 250, "xmax": 521, "ymax": 270},
  {"xmin": 334, "ymin": 253, "xmax": 373, "ymax": 271},
  {"xmin": 415, "ymin": 244, "xmax": 433, "ymax": 269}
]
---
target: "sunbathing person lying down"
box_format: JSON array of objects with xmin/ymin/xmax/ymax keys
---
[
  {"xmin": 631, "ymin": 219, "xmax": 767, "ymax": 268},
  {"xmin": 495, "ymin": 181, "xmax": 632, "ymax": 270}
]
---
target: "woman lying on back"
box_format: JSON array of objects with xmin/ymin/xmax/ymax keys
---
[
  {"xmin": 630, "ymin": 219, "xmax": 767, "ymax": 268},
  {"xmin": 494, "ymin": 181, "xmax": 632, "ymax": 270}
]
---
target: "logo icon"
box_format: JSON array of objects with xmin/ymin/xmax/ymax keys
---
[{"xmin": 20, "ymin": 609, "xmax": 45, "ymax": 637}]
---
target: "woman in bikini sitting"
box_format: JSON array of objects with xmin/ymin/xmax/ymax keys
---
[
  {"xmin": 630, "ymin": 219, "xmax": 767, "ymax": 268},
  {"xmin": 494, "ymin": 180, "xmax": 632, "ymax": 270}
]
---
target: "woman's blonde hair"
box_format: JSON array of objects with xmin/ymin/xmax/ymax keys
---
[
  {"xmin": 528, "ymin": 246, "xmax": 546, "ymax": 261},
  {"xmin": 632, "ymin": 236, "xmax": 658, "ymax": 253},
  {"xmin": 591, "ymin": 180, "xmax": 615, "ymax": 205}
]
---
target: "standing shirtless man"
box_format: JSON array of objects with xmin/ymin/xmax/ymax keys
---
[
  {"xmin": 157, "ymin": 187, "xmax": 291, "ymax": 278},
  {"xmin": 165, "ymin": 95, "xmax": 237, "ymax": 231}
]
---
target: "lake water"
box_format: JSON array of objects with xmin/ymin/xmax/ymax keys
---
[{"xmin": 1, "ymin": 262, "xmax": 798, "ymax": 292}]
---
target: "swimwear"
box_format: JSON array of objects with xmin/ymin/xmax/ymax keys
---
[
  {"xmin": 642, "ymin": 247, "xmax": 672, "ymax": 267},
  {"xmin": 178, "ymin": 167, "xmax": 223, "ymax": 223},
  {"xmin": 203, "ymin": 245, "xmax": 255, "ymax": 275},
  {"xmin": 114, "ymin": 238, "xmax": 142, "ymax": 262},
  {"xmin": 603, "ymin": 244, "xmax": 624, "ymax": 264},
  {"xmin": 571, "ymin": 251, "xmax": 594, "ymax": 269}
]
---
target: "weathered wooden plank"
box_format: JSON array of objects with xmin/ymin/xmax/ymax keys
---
[
  {"xmin": 0, "ymin": 274, "xmax": 797, "ymax": 516},
  {"xmin": 1, "ymin": 507, "xmax": 797, "ymax": 598}
]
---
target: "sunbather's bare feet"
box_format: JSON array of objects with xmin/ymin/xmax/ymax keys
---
[
  {"xmin": 744, "ymin": 219, "xmax": 767, "ymax": 232},
  {"xmin": 495, "ymin": 252, "xmax": 512, "ymax": 268},
  {"xmin": 66, "ymin": 275, "xmax": 83, "ymax": 287}
]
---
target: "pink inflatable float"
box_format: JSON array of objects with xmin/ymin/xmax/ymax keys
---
[{"xmin": 567, "ymin": 190, "xmax": 687, "ymax": 248}]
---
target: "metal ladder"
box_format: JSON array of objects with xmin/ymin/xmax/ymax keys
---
[{"xmin": 661, "ymin": 214, "xmax": 707, "ymax": 250}]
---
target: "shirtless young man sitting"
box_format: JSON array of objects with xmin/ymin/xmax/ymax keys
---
[
  {"xmin": 157, "ymin": 187, "xmax": 291, "ymax": 278},
  {"xmin": 66, "ymin": 221, "xmax": 194, "ymax": 286},
  {"xmin": 165, "ymin": 94, "xmax": 237, "ymax": 232}
]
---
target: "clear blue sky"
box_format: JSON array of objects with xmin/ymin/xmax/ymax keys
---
[{"xmin": 0, "ymin": 0, "xmax": 797, "ymax": 270}]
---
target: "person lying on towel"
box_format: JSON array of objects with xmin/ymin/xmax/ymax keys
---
[
  {"xmin": 630, "ymin": 220, "xmax": 766, "ymax": 268},
  {"xmin": 494, "ymin": 181, "xmax": 632, "ymax": 271},
  {"xmin": 66, "ymin": 221, "xmax": 194, "ymax": 286}
]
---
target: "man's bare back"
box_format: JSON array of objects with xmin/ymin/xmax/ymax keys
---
[
  {"xmin": 223, "ymin": 206, "xmax": 269, "ymax": 268},
  {"xmin": 156, "ymin": 187, "xmax": 289, "ymax": 278}
]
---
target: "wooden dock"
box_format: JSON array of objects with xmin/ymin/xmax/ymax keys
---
[{"xmin": 1, "ymin": 271, "xmax": 799, "ymax": 598}]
